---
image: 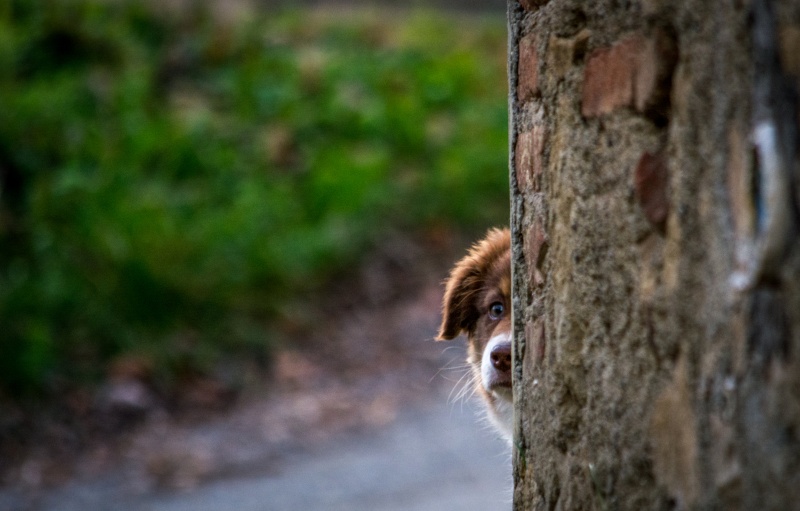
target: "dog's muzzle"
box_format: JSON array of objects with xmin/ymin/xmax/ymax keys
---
[{"xmin": 481, "ymin": 333, "xmax": 512, "ymax": 396}]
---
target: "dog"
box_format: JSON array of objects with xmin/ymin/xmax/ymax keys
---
[{"xmin": 437, "ymin": 228, "xmax": 512, "ymax": 442}]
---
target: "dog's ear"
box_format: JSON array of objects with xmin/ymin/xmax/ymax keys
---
[
  {"xmin": 437, "ymin": 261, "xmax": 483, "ymax": 340},
  {"xmin": 437, "ymin": 228, "xmax": 511, "ymax": 341}
]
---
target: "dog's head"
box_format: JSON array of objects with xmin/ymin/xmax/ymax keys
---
[{"xmin": 437, "ymin": 228, "xmax": 512, "ymax": 441}]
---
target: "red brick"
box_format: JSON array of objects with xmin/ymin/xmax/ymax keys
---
[
  {"xmin": 581, "ymin": 32, "xmax": 676, "ymax": 118},
  {"xmin": 581, "ymin": 35, "xmax": 642, "ymax": 117},
  {"xmin": 634, "ymin": 151, "xmax": 670, "ymax": 230},
  {"xmin": 517, "ymin": 33, "xmax": 539, "ymax": 102},
  {"xmin": 527, "ymin": 221, "xmax": 549, "ymax": 271}
]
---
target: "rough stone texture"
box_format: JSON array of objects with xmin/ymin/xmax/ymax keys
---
[
  {"xmin": 518, "ymin": 0, "xmax": 549, "ymax": 11},
  {"xmin": 508, "ymin": 0, "xmax": 800, "ymax": 510},
  {"xmin": 634, "ymin": 151, "xmax": 670, "ymax": 230},
  {"xmin": 515, "ymin": 125, "xmax": 546, "ymax": 193},
  {"xmin": 546, "ymin": 29, "xmax": 591, "ymax": 82},
  {"xmin": 779, "ymin": 26, "xmax": 800, "ymax": 78}
]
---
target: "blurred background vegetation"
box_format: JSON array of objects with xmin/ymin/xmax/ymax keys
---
[{"xmin": 0, "ymin": 0, "xmax": 508, "ymax": 399}]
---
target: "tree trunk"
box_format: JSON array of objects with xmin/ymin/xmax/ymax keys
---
[{"xmin": 508, "ymin": 0, "xmax": 800, "ymax": 509}]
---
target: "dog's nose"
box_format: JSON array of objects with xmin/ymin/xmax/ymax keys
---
[{"xmin": 490, "ymin": 342, "xmax": 511, "ymax": 373}]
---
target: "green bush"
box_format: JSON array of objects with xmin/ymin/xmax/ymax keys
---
[{"xmin": 0, "ymin": 0, "xmax": 509, "ymax": 396}]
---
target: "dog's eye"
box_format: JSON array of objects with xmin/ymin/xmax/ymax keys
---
[{"xmin": 488, "ymin": 302, "xmax": 504, "ymax": 320}]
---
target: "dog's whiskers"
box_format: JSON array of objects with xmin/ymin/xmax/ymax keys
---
[
  {"xmin": 430, "ymin": 355, "xmax": 471, "ymax": 383},
  {"xmin": 446, "ymin": 369, "xmax": 469, "ymax": 401},
  {"xmin": 449, "ymin": 369, "xmax": 480, "ymax": 409}
]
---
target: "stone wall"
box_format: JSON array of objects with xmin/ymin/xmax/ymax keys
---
[{"xmin": 508, "ymin": 0, "xmax": 800, "ymax": 509}]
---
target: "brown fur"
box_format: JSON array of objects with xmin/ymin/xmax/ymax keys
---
[{"xmin": 438, "ymin": 228, "xmax": 513, "ymax": 440}]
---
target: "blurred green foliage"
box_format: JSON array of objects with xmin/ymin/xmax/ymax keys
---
[{"xmin": 0, "ymin": 0, "xmax": 509, "ymax": 396}]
